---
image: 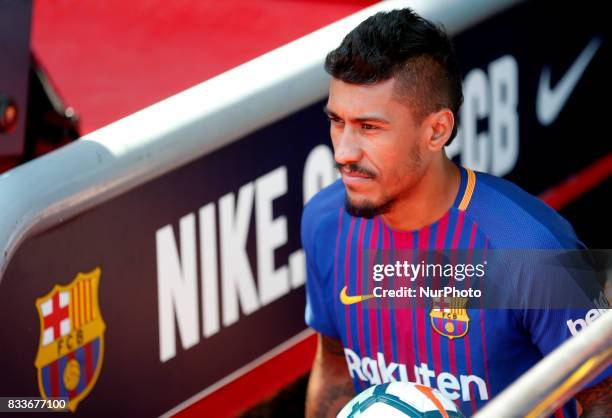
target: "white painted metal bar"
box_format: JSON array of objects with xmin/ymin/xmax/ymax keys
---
[
  {"xmin": 475, "ymin": 310, "xmax": 612, "ymax": 418},
  {"xmin": 0, "ymin": 0, "xmax": 523, "ymax": 281}
]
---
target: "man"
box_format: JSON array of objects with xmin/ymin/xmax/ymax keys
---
[{"xmin": 302, "ymin": 8, "xmax": 610, "ymax": 418}]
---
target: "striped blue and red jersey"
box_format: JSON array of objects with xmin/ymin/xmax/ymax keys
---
[{"xmin": 303, "ymin": 165, "xmax": 609, "ymax": 417}]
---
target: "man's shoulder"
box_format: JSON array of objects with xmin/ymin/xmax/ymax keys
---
[
  {"xmin": 301, "ymin": 179, "xmax": 345, "ymax": 248},
  {"xmin": 468, "ymin": 171, "xmax": 581, "ymax": 248},
  {"xmin": 303, "ymin": 178, "xmax": 346, "ymax": 222}
]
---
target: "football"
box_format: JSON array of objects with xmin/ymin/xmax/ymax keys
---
[{"xmin": 337, "ymin": 382, "xmax": 465, "ymax": 418}]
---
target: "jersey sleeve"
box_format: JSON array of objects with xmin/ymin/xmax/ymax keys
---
[
  {"xmin": 302, "ymin": 203, "xmax": 339, "ymax": 339},
  {"xmin": 522, "ymin": 308, "xmax": 611, "ymax": 388},
  {"xmin": 519, "ymin": 250, "xmax": 611, "ymax": 387}
]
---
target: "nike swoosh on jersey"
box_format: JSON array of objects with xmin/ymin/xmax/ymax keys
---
[
  {"xmin": 339, "ymin": 286, "xmax": 374, "ymax": 305},
  {"xmin": 536, "ymin": 36, "xmax": 602, "ymax": 126}
]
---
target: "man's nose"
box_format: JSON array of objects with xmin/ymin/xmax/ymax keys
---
[{"xmin": 334, "ymin": 126, "xmax": 362, "ymax": 166}]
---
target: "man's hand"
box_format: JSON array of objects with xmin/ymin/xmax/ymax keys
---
[
  {"xmin": 305, "ymin": 333, "xmax": 355, "ymax": 418},
  {"xmin": 576, "ymin": 376, "xmax": 611, "ymax": 418}
]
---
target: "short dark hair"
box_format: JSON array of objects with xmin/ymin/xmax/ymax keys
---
[{"xmin": 325, "ymin": 8, "xmax": 463, "ymax": 143}]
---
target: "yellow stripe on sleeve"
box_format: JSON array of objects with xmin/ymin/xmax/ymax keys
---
[{"xmin": 458, "ymin": 168, "xmax": 476, "ymax": 211}]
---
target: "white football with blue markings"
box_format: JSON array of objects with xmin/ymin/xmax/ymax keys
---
[{"xmin": 337, "ymin": 382, "xmax": 465, "ymax": 418}]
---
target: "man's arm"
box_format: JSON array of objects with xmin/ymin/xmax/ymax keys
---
[
  {"xmin": 576, "ymin": 376, "xmax": 611, "ymax": 418},
  {"xmin": 306, "ymin": 333, "xmax": 355, "ymax": 418}
]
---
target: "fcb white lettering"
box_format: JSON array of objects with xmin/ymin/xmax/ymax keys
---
[
  {"xmin": 461, "ymin": 68, "xmax": 489, "ymax": 173},
  {"xmin": 343, "ymin": 348, "xmax": 489, "ymax": 402},
  {"xmin": 489, "ymin": 55, "xmax": 519, "ymax": 176},
  {"xmin": 451, "ymin": 55, "xmax": 520, "ymax": 177}
]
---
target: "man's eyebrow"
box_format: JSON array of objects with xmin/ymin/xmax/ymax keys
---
[
  {"xmin": 353, "ymin": 114, "xmax": 390, "ymax": 124},
  {"xmin": 323, "ymin": 106, "xmax": 390, "ymax": 124},
  {"xmin": 323, "ymin": 105, "xmax": 337, "ymax": 117}
]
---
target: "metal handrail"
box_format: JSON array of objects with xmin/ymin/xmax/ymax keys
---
[
  {"xmin": 0, "ymin": 0, "xmax": 522, "ymax": 282},
  {"xmin": 475, "ymin": 309, "xmax": 612, "ymax": 418}
]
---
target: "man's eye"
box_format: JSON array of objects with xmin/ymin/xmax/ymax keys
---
[
  {"xmin": 362, "ymin": 123, "xmax": 377, "ymax": 130},
  {"xmin": 328, "ymin": 116, "xmax": 343, "ymax": 124}
]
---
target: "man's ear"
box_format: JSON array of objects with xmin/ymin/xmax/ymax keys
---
[{"xmin": 425, "ymin": 109, "xmax": 455, "ymax": 151}]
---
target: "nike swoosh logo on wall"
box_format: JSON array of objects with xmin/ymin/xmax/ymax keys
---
[
  {"xmin": 536, "ymin": 36, "xmax": 602, "ymax": 126},
  {"xmin": 339, "ymin": 286, "xmax": 374, "ymax": 305}
]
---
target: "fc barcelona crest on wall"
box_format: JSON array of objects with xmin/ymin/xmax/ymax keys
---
[
  {"xmin": 34, "ymin": 268, "xmax": 106, "ymax": 412},
  {"xmin": 430, "ymin": 297, "xmax": 470, "ymax": 339}
]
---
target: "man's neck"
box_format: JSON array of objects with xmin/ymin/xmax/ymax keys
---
[{"xmin": 381, "ymin": 156, "xmax": 460, "ymax": 231}]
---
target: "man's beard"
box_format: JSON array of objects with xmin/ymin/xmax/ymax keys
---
[
  {"xmin": 337, "ymin": 163, "xmax": 394, "ymax": 218},
  {"xmin": 344, "ymin": 195, "xmax": 394, "ymax": 218},
  {"xmin": 338, "ymin": 144, "xmax": 422, "ymax": 219}
]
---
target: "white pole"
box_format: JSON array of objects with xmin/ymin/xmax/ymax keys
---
[{"xmin": 475, "ymin": 310, "xmax": 612, "ymax": 418}]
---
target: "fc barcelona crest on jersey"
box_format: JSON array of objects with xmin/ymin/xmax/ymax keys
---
[
  {"xmin": 34, "ymin": 268, "xmax": 106, "ymax": 412},
  {"xmin": 429, "ymin": 297, "xmax": 470, "ymax": 339}
]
